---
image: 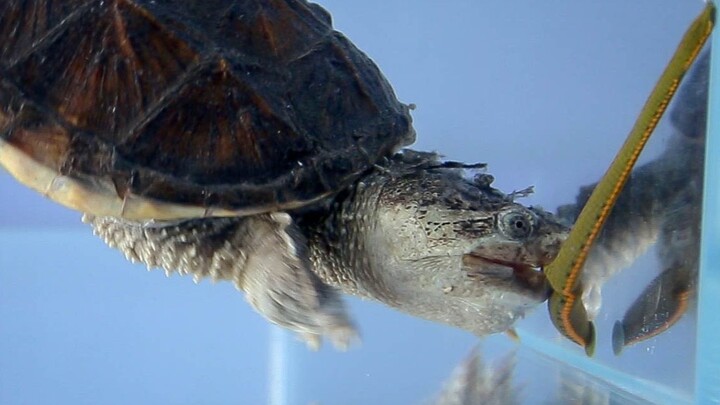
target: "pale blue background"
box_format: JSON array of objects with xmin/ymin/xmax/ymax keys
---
[{"xmin": 0, "ymin": 2, "xmax": 705, "ymax": 404}]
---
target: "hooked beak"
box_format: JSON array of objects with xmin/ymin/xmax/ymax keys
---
[{"xmin": 462, "ymin": 253, "xmax": 551, "ymax": 302}]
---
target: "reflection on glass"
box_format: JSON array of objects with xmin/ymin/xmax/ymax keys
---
[
  {"xmin": 557, "ymin": 50, "xmax": 707, "ymax": 355},
  {"xmin": 513, "ymin": 47, "xmax": 709, "ymax": 404}
]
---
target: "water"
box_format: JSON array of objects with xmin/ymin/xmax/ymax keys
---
[{"xmin": 0, "ymin": 2, "xmax": 715, "ymax": 404}]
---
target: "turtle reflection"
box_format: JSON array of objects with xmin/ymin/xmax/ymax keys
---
[{"xmin": 427, "ymin": 346, "xmax": 655, "ymax": 404}]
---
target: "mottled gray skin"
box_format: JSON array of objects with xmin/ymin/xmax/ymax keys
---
[
  {"xmin": 305, "ymin": 153, "xmax": 565, "ymax": 334},
  {"xmin": 87, "ymin": 151, "xmax": 567, "ymax": 348}
]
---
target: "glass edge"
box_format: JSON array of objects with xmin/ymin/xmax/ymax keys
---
[{"xmin": 694, "ymin": 33, "xmax": 720, "ymax": 404}]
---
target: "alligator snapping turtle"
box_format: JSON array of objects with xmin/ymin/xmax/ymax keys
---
[{"xmin": 0, "ymin": 0, "xmax": 567, "ymax": 348}]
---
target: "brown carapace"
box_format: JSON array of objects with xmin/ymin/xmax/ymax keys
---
[{"xmin": 0, "ymin": 0, "xmax": 415, "ymax": 220}]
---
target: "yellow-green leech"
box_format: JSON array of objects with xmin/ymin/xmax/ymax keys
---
[{"xmin": 544, "ymin": 2, "xmax": 715, "ymax": 356}]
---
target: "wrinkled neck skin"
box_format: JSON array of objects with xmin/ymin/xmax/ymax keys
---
[{"xmin": 301, "ymin": 152, "xmax": 568, "ymax": 336}]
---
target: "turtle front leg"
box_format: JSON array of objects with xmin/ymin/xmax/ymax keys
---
[{"xmin": 83, "ymin": 213, "xmax": 357, "ymax": 350}]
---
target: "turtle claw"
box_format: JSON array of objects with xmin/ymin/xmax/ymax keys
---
[
  {"xmin": 301, "ymin": 333, "xmax": 323, "ymax": 351},
  {"xmin": 325, "ymin": 323, "xmax": 360, "ymax": 351},
  {"xmin": 299, "ymin": 323, "xmax": 360, "ymax": 351}
]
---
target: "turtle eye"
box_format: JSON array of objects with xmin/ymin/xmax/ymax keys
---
[{"xmin": 499, "ymin": 209, "xmax": 534, "ymax": 240}]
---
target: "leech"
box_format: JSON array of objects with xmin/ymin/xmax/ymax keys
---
[{"xmin": 543, "ymin": 3, "xmax": 714, "ymax": 355}]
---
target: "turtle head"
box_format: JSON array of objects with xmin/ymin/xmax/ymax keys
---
[
  {"xmin": 461, "ymin": 204, "xmax": 567, "ymax": 300},
  {"xmin": 351, "ymin": 155, "xmax": 569, "ymax": 336}
]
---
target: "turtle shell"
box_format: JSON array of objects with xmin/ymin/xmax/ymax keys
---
[{"xmin": 0, "ymin": 0, "xmax": 415, "ymax": 219}]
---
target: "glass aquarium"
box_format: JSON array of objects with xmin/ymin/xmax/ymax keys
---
[{"xmin": 0, "ymin": 2, "xmax": 716, "ymax": 404}]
